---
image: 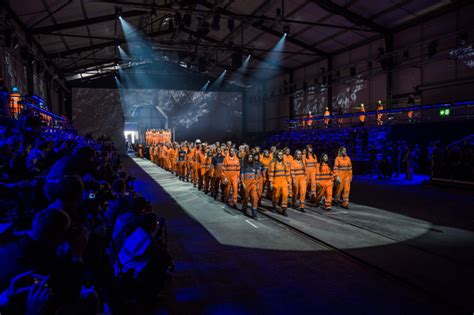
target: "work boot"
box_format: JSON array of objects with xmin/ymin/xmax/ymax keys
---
[
  {"xmin": 299, "ymin": 207, "xmax": 305, "ymax": 213},
  {"xmin": 251, "ymin": 208, "xmax": 258, "ymax": 220},
  {"xmin": 281, "ymin": 208, "xmax": 288, "ymax": 217},
  {"xmin": 341, "ymin": 203, "xmax": 350, "ymax": 209},
  {"xmin": 324, "ymin": 205, "xmax": 331, "ymax": 211}
]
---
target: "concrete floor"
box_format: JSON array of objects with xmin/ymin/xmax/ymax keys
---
[{"xmin": 124, "ymin": 156, "xmax": 474, "ymax": 315}]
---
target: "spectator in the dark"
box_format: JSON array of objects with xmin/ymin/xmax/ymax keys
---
[
  {"xmin": 47, "ymin": 175, "xmax": 85, "ymax": 224},
  {"xmin": 105, "ymin": 178, "xmax": 130, "ymax": 227},
  {"xmin": 26, "ymin": 139, "xmax": 50, "ymax": 175}
]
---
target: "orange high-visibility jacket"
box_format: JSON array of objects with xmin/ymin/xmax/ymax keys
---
[
  {"xmin": 303, "ymin": 154, "xmax": 318, "ymax": 171},
  {"xmin": 268, "ymin": 160, "xmax": 290, "ymax": 185},
  {"xmin": 317, "ymin": 163, "xmax": 334, "ymax": 183},
  {"xmin": 334, "ymin": 156, "xmax": 352, "ymax": 178},
  {"xmin": 222, "ymin": 156, "xmax": 241, "ymax": 178},
  {"xmin": 290, "ymin": 159, "xmax": 306, "ymax": 177}
]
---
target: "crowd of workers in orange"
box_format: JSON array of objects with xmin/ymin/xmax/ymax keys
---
[
  {"xmin": 145, "ymin": 129, "xmax": 172, "ymax": 145},
  {"xmin": 137, "ymin": 139, "xmax": 352, "ymax": 220}
]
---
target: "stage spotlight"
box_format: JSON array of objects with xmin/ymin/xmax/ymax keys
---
[
  {"xmin": 283, "ymin": 25, "xmax": 290, "ymax": 35},
  {"xmin": 228, "ymin": 18, "xmax": 235, "ymax": 32},
  {"xmin": 115, "ymin": 6, "xmax": 123, "ymax": 19}
]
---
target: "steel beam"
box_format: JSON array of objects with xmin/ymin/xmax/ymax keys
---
[
  {"xmin": 30, "ymin": 10, "xmax": 148, "ymax": 34},
  {"xmin": 47, "ymin": 29, "xmax": 174, "ymax": 59},
  {"xmin": 309, "ymin": 0, "xmax": 387, "ymax": 33}
]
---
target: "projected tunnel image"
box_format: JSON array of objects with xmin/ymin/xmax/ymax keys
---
[{"xmin": 73, "ymin": 88, "xmax": 243, "ymax": 144}]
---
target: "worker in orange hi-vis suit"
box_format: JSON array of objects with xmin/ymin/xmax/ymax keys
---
[
  {"xmin": 269, "ymin": 150, "xmax": 290, "ymax": 217},
  {"xmin": 290, "ymin": 150, "xmax": 307, "ymax": 212},
  {"xmin": 185, "ymin": 144, "xmax": 195, "ymax": 182},
  {"xmin": 153, "ymin": 145, "xmax": 159, "ymax": 164},
  {"xmin": 177, "ymin": 145, "xmax": 187, "ymax": 181},
  {"xmin": 172, "ymin": 144, "xmax": 179, "ymax": 175},
  {"xmin": 253, "ymin": 153, "xmax": 264, "ymax": 206},
  {"xmin": 194, "ymin": 140, "xmax": 204, "ymax": 188},
  {"xmin": 333, "ymin": 146, "xmax": 353, "ymax": 209},
  {"xmin": 163, "ymin": 144, "xmax": 170, "ymax": 170},
  {"xmin": 138, "ymin": 143, "xmax": 143, "ymax": 158},
  {"xmin": 307, "ymin": 111, "xmax": 313, "ymax": 129},
  {"xmin": 376, "ymin": 100, "xmax": 384, "ymax": 126},
  {"xmin": 259, "ymin": 149, "xmax": 273, "ymax": 200},
  {"xmin": 359, "ymin": 103, "xmax": 366, "ymax": 125},
  {"xmin": 324, "ymin": 107, "xmax": 330, "ymax": 128},
  {"xmin": 200, "ymin": 149, "xmax": 213, "ymax": 193},
  {"xmin": 149, "ymin": 145, "xmax": 154, "ymax": 162},
  {"xmin": 157, "ymin": 144, "xmax": 164, "ymax": 167},
  {"xmin": 315, "ymin": 153, "xmax": 335, "ymax": 211},
  {"xmin": 241, "ymin": 153, "xmax": 260, "ymax": 219},
  {"xmin": 210, "ymin": 147, "xmax": 225, "ymax": 201},
  {"xmin": 303, "ymin": 144, "xmax": 318, "ymax": 202},
  {"xmin": 222, "ymin": 148, "xmax": 241, "ymax": 208},
  {"xmin": 282, "ymin": 147, "xmax": 294, "ymax": 205}
]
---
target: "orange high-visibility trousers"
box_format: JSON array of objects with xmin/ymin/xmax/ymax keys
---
[
  {"xmin": 316, "ymin": 181, "xmax": 333, "ymax": 209},
  {"xmin": 335, "ymin": 175, "xmax": 351, "ymax": 207},
  {"xmin": 193, "ymin": 162, "xmax": 200, "ymax": 186},
  {"xmin": 201, "ymin": 169, "xmax": 211, "ymax": 192},
  {"xmin": 225, "ymin": 175, "xmax": 239, "ymax": 206},
  {"xmin": 178, "ymin": 161, "xmax": 187, "ymax": 178},
  {"xmin": 306, "ymin": 170, "xmax": 317, "ymax": 198},
  {"xmin": 272, "ymin": 181, "xmax": 289, "ymax": 208},
  {"xmin": 293, "ymin": 175, "xmax": 307, "ymax": 209},
  {"xmin": 256, "ymin": 175, "xmax": 264, "ymax": 201},
  {"xmin": 242, "ymin": 178, "xmax": 258, "ymax": 209}
]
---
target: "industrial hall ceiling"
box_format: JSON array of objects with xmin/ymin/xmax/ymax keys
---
[{"xmin": 5, "ymin": 0, "xmax": 472, "ymax": 84}]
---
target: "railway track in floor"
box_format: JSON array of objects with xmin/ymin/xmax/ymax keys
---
[{"xmin": 255, "ymin": 204, "xmax": 469, "ymax": 313}]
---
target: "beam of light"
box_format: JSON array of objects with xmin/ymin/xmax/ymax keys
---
[
  {"xmin": 118, "ymin": 45, "xmax": 130, "ymax": 62},
  {"xmin": 119, "ymin": 17, "xmax": 154, "ymax": 62},
  {"xmin": 200, "ymin": 80, "xmax": 210, "ymax": 92},
  {"xmin": 209, "ymin": 70, "xmax": 227, "ymax": 90},
  {"xmin": 229, "ymin": 54, "xmax": 251, "ymax": 85},
  {"xmin": 251, "ymin": 35, "xmax": 286, "ymax": 81}
]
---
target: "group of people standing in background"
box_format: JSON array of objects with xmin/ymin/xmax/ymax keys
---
[{"xmin": 139, "ymin": 140, "xmax": 353, "ymax": 219}]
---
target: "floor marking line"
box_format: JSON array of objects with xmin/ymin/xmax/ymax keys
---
[{"xmin": 245, "ymin": 219, "xmax": 258, "ymax": 228}]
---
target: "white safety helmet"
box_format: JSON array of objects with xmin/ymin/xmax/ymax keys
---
[{"xmin": 195, "ymin": 139, "xmax": 202, "ymax": 144}]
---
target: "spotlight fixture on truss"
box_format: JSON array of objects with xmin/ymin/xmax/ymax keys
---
[{"xmin": 115, "ymin": 6, "xmax": 123, "ymax": 19}]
